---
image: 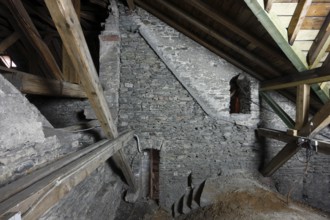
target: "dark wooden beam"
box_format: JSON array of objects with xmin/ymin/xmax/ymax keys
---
[
  {"xmin": 260, "ymin": 67, "xmax": 330, "ymax": 91},
  {"xmin": 258, "ymin": 128, "xmax": 330, "ymax": 155},
  {"xmin": 0, "ymin": 131, "xmax": 134, "ymax": 220},
  {"xmin": 261, "ymin": 141, "xmax": 301, "ymax": 176},
  {"xmin": 295, "ymin": 84, "xmax": 310, "ymax": 130},
  {"xmin": 2, "ymin": 70, "xmax": 86, "ymax": 98},
  {"xmin": 188, "ymin": 0, "xmax": 287, "ymax": 64},
  {"xmin": 288, "ymin": 0, "xmax": 312, "ymax": 45},
  {"xmin": 45, "ymin": 0, "xmax": 136, "ymax": 191},
  {"xmin": 307, "ymin": 12, "xmax": 330, "ymax": 68},
  {"xmin": 264, "ymin": 0, "xmax": 273, "ymax": 12},
  {"xmin": 148, "ymin": 0, "xmax": 281, "ymax": 77},
  {"xmin": 6, "ymin": 0, "xmax": 63, "ymax": 80},
  {"xmin": 0, "ymin": 32, "xmax": 19, "ymax": 52},
  {"xmin": 260, "ymin": 92, "xmax": 295, "ymax": 128}
]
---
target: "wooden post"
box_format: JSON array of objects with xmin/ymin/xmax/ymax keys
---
[
  {"xmin": 295, "ymin": 84, "xmax": 310, "ymax": 130},
  {"xmin": 45, "ymin": 0, "xmax": 136, "ymax": 191}
]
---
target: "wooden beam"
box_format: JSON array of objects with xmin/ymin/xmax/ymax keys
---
[
  {"xmin": 188, "ymin": 0, "xmax": 287, "ymax": 64},
  {"xmin": 45, "ymin": 0, "xmax": 136, "ymax": 191},
  {"xmin": 308, "ymin": 13, "xmax": 330, "ymax": 68},
  {"xmin": 151, "ymin": 0, "xmax": 281, "ymax": 77},
  {"xmin": 295, "ymin": 84, "xmax": 310, "ymax": 129},
  {"xmin": 261, "ymin": 141, "xmax": 301, "ymax": 176},
  {"xmin": 264, "ymin": 0, "xmax": 273, "ymax": 12},
  {"xmin": 258, "ymin": 128, "xmax": 330, "ymax": 155},
  {"xmin": 244, "ymin": 0, "xmax": 308, "ymax": 71},
  {"xmin": 287, "ymin": 0, "xmax": 312, "ymax": 45},
  {"xmin": 260, "ymin": 92, "xmax": 295, "ymax": 128},
  {"xmin": 2, "ymin": 71, "xmax": 86, "ymax": 98},
  {"xmin": 0, "ymin": 131, "xmax": 134, "ymax": 220},
  {"xmin": 299, "ymin": 100, "xmax": 330, "ymax": 137},
  {"xmin": 127, "ymin": 0, "xmax": 136, "ymax": 10},
  {"xmin": 0, "ymin": 32, "xmax": 19, "ymax": 52},
  {"xmin": 260, "ymin": 67, "xmax": 330, "ymax": 91},
  {"xmin": 6, "ymin": 0, "xmax": 63, "ymax": 81},
  {"xmin": 62, "ymin": 0, "xmax": 80, "ymax": 84}
]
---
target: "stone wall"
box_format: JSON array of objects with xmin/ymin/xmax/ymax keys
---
[
  {"xmin": 117, "ymin": 2, "xmax": 330, "ymax": 213},
  {"xmin": 118, "ymin": 4, "xmax": 261, "ymax": 210}
]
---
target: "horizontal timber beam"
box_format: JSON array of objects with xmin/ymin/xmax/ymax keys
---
[
  {"xmin": 1, "ymin": 71, "xmax": 86, "ymax": 98},
  {"xmin": 0, "ymin": 130, "xmax": 134, "ymax": 220},
  {"xmin": 45, "ymin": 0, "xmax": 136, "ymax": 191},
  {"xmin": 260, "ymin": 67, "xmax": 330, "ymax": 91},
  {"xmin": 258, "ymin": 128, "xmax": 330, "ymax": 155}
]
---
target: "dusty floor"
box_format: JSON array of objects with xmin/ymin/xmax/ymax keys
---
[{"xmin": 139, "ymin": 188, "xmax": 330, "ymax": 220}]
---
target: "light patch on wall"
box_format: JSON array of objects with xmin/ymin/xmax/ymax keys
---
[{"xmin": 0, "ymin": 55, "xmax": 17, "ymax": 68}]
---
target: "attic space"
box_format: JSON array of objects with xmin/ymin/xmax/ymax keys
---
[{"xmin": 1, "ymin": 0, "xmax": 330, "ymax": 219}]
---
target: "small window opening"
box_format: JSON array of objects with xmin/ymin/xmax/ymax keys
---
[
  {"xmin": 143, "ymin": 149, "xmax": 160, "ymax": 203},
  {"xmin": 0, "ymin": 55, "xmax": 17, "ymax": 68},
  {"xmin": 230, "ymin": 74, "xmax": 251, "ymax": 114}
]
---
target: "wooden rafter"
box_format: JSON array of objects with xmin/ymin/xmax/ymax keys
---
[
  {"xmin": 260, "ymin": 67, "xmax": 330, "ymax": 91},
  {"xmin": 307, "ymin": 12, "xmax": 330, "ymax": 68},
  {"xmin": 188, "ymin": 0, "xmax": 287, "ymax": 65},
  {"xmin": 264, "ymin": 0, "xmax": 273, "ymax": 12},
  {"xmin": 287, "ymin": 0, "xmax": 312, "ymax": 45},
  {"xmin": 45, "ymin": 0, "xmax": 136, "ymax": 191},
  {"xmin": 244, "ymin": 0, "xmax": 308, "ymax": 71},
  {"xmin": 0, "ymin": 131, "xmax": 134, "ymax": 220},
  {"xmin": 0, "ymin": 32, "xmax": 19, "ymax": 52},
  {"xmin": 6, "ymin": 0, "xmax": 63, "ymax": 80},
  {"xmin": 1, "ymin": 71, "xmax": 86, "ymax": 98},
  {"xmin": 260, "ymin": 92, "xmax": 295, "ymax": 128},
  {"xmin": 62, "ymin": 0, "xmax": 80, "ymax": 83},
  {"xmin": 295, "ymin": 84, "xmax": 310, "ymax": 130}
]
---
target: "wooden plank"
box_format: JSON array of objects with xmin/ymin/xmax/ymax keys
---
[
  {"xmin": 260, "ymin": 92, "xmax": 295, "ymax": 128},
  {"xmin": 188, "ymin": 0, "xmax": 288, "ymax": 66},
  {"xmin": 261, "ymin": 141, "xmax": 301, "ymax": 176},
  {"xmin": 308, "ymin": 13, "xmax": 330, "ymax": 68},
  {"xmin": 295, "ymin": 84, "xmax": 310, "ymax": 129},
  {"xmin": 2, "ymin": 71, "xmax": 86, "ymax": 98},
  {"xmin": 62, "ymin": 0, "xmax": 80, "ymax": 83},
  {"xmin": 0, "ymin": 32, "xmax": 19, "ymax": 52},
  {"xmin": 288, "ymin": 0, "xmax": 312, "ymax": 44},
  {"xmin": 299, "ymin": 100, "xmax": 330, "ymax": 137},
  {"xmin": 272, "ymin": 3, "xmax": 330, "ymax": 16},
  {"xmin": 264, "ymin": 0, "xmax": 273, "ymax": 12},
  {"xmin": 6, "ymin": 0, "xmax": 63, "ymax": 80},
  {"xmin": 278, "ymin": 16, "xmax": 325, "ymax": 30},
  {"xmin": 0, "ymin": 131, "xmax": 134, "ymax": 220},
  {"xmin": 244, "ymin": 0, "xmax": 309, "ymax": 71},
  {"xmin": 153, "ymin": 0, "xmax": 281, "ymax": 77},
  {"xmin": 45, "ymin": 0, "xmax": 136, "ymax": 191},
  {"xmin": 260, "ymin": 67, "xmax": 330, "ymax": 91}
]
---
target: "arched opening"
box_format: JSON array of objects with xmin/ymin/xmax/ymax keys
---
[{"xmin": 229, "ymin": 74, "xmax": 251, "ymax": 114}]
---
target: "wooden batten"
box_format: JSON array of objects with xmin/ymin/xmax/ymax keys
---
[
  {"xmin": 45, "ymin": 0, "xmax": 136, "ymax": 191},
  {"xmin": 287, "ymin": 0, "xmax": 312, "ymax": 45},
  {"xmin": 2, "ymin": 71, "xmax": 86, "ymax": 98},
  {"xmin": 308, "ymin": 13, "xmax": 330, "ymax": 68}
]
